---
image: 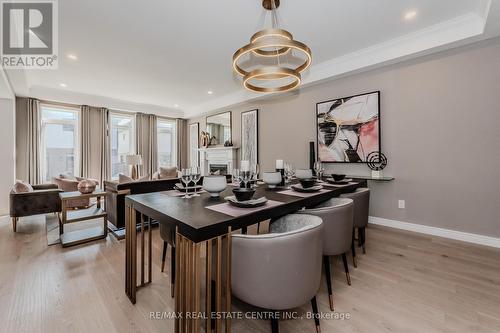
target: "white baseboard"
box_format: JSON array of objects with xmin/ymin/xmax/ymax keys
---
[{"xmin": 369, "ymin": 216, "xmax": 500, "ymax": 249}]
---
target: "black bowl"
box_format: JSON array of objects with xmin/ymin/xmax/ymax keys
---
[
  {"xmin": 232, "ymin": 188, "xmax": 256, "ymax": 202},
  {"xmin": 332, "ymin": 174, "xmax": 346, "ymax": 181},
  {"xmin": 299, "ymin": 178, "xmax": 316, "ymax": 189}
]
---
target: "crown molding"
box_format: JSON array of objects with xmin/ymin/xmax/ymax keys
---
[
  {"xmin": 184, "ymin": 12, "xmax": 489, "ymax": 118},
  {"xmin": 23, "ymin": 85, "xmax": 184, "ymax": 118}
]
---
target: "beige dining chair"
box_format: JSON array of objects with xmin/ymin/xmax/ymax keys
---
[
  {"xmin": 232, "ymin": 214, "xmax": 324, "ymax": 333},
  {"xmin": 298, "ymin": 197, "xmax": 354, "ymax": 311},
  {"xmin": 341, "ymin": 188, "xmax": 370, "ymax": 257}
]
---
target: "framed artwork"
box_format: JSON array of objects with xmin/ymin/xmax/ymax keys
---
[
  {"xmin": 189, "ymin": 122, "xmax": 199, "ymax": 167},
  {"xmin": 241, "ymin": 109, "xmax": 259, "ymax": 165},
  {"xmin": 316, "ymin": 91, "xmax": 380, "ymax": 163}
]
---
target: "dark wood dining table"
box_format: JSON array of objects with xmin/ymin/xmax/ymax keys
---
[{"xmin": 124, "ymin": 179, "xmax": 366, "ymax": 333}]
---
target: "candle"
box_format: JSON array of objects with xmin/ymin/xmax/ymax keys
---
[
  {"xmin": 240, "ymin": 160, "xmax": 250, "ymax": 172},
  {"xmin": 276, "ymin": 159, "xmax": 284, "ymax": 169}
]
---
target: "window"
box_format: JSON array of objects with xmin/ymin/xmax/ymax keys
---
[
  {"xmin": 109, "ymin": 113, "xmax": 135, "ymax": 179},
  {"xmin": 157, "ymin": 119, "xmax": 177, "ymax": 167},
  {"xmin": 40, "ymin": 105, "xmax": 80, "ymax": 182}
]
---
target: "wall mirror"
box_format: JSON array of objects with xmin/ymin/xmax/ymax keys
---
[{"xmin": 206, "ymin": 111, "xmax": 232, "ymax": 145}]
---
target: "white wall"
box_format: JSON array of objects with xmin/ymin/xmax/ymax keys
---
[{"xmin": 0, "ymin": 98, "xmax": 16, "ymax": 215}]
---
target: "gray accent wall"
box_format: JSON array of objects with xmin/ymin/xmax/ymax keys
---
[{"xmin": 188, "ymin": 37, "xmax": 500, "ymax": 238}]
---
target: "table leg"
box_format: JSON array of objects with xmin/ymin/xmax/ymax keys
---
[
  {"xmin": 125, "ymin": 204, "xmax": 137, "ymax": 304},
  {"xmin": 148, "ymin": 217, "xmax": 152, "ymax": 283},
  {"xmin": 140, "ymin": 214, "xmax": 145, "ymax": 286},
  {"xmin": 206, "ymin": 240, "xmax": 212, "ymax": 333},
  {"xmin": 225, "ymin": 227, "xmax": 232, "ymax": 333}
]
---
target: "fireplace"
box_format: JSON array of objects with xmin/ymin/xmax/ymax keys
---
[
  {"xmin": 210, "ymin": 164, "xmax": 228, "ymax": 175},
  {"xmin": 198, "ymin": 146, "xmax": 239, "ymax": 176}
]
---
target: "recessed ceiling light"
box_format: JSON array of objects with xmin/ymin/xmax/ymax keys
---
[
  {"xmin": 59, "ymin": 83, "xmax": 67, "ymax": 88},
  {"xmin": 404, "ymin": 10, "xmax": 417, "ymax": 21},
  {"xmin": 67, "ymin": 54, "xmax": 78, "ymax": 60},
  {"xmin": 174, "ymin": 104, "xmax": 179, "ymax": 108},
  {"xmin": 207, "ymin": 90, "xmax": 213, "ymax": 95}
]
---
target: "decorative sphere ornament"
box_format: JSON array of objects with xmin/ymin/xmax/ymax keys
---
[
  {"xmin": 78, "ymin": 179, "xmax": 96, "ymax": 194},
  {"xmin": 366, "ymin": 152, "xmax": 388, "ymax": 171}
]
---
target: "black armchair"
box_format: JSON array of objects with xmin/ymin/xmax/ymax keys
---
[{"xmin": 9, "ymin": 184, "xmax": 62, "ymax": 232}]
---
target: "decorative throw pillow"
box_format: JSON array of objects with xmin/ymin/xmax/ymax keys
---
[
  {"xmin": 75, "ymin": 176, "xmax": 99, "ymax": 185},
  {"xmin": 159, "ymin": 166, "xmax": 178, "ymax": 179},
  {"xmin": 59, "ymin": 173, "xmax": 75, "ymax": 180},
  {"xmin": 13, "ymin": 180, "xmax": 33, "ymax": 193},
  {"xmin": 118, "ymin": 173, "xmax": 150, "ymax": 184}
]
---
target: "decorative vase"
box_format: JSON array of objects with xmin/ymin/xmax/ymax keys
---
[{"xmin": 78, "ymin": 179, "xmax": 96, "ymax": 194}]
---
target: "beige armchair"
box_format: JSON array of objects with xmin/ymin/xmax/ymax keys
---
[{"xmin": 52, "ymin": 177, "xmax": 91, "ymax": 208}]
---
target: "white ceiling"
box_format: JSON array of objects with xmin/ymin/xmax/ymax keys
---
[{"xmin": 3, "ymin": 0, "xmax": 499, "ymax": 118}]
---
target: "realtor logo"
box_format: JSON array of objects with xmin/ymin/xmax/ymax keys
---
[{"xmin": 1, "ymin": 0, "xmax": 58, "ymax": 68}]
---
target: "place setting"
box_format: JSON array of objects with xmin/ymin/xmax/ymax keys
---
[
  {"xmin": 323, "ymin": 174, "xmax": 357, "ymax": 187},
  {"xmin": 205, "ymin": 162, "xmax": 284, "ymax": 217}
]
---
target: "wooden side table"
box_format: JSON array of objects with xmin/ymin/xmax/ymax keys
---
[{"xmin": 58, "ymin": 189, "xmax": 108, "ymax": 247}]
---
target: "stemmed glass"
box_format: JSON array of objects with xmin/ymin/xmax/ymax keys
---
[
  {"xmin": 251, "ymin": 164, "xmax": 260, "ymax": 188},
  {"xmin": 191, "ymin": 166, "xmax": 201, "ymax": 197},
  {"xmin": 241, "ymin": 170, "xmax": 252, "ymax": 189},
  {"xmin": 232, "ymin": 169, "xmax": 241, "ymax": 187},
  {"xmin": 181, "ymin": 168, "xmax": 192, "ymax": 199},
  {"xmin": 314, "ymin": 160, "xmax": 324, "ymax": 181},
  {"xmin": 284, "ymin": 162, "xmax": 295, "ymax": 188}
]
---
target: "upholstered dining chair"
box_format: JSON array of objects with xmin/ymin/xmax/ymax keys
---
[
  {"xmin": 232, "ymin": 214, "xmax": 323, "ymax": 333},
  {"xmin": 341, "ymin": 188, "xmax": 371, "ymax": 257},
  {"xmin": 159, "ymin": 223, "xmax": 176, "ymax": 297},
  {"xmin": 298, "ymin": 197, "xmax": 354, "ymax": 311}
]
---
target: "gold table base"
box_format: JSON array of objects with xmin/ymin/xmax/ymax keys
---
[{"xmin": 125, "ymin": 204, "xmax": 232, "ymax": 333}]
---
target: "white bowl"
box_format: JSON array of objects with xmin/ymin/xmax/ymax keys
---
[
  {"xmin": 296, "ymin": 169, "xmax": 313, "ymax": 179},
  {"xmin": 262, "ymin": 172, "xmax": 282, "ymax": 188},
  {"xmin": 202, "ymin": 176, "xmax": 227, "ymax": 197}
]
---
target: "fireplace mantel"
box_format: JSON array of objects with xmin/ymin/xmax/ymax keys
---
[{"xmin": 197, "ymin": 146, "xmax": 239, "ymax": 176}]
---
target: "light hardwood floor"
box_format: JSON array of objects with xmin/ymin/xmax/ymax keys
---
[{"xmin": 1, "ymin": 214, "xmax": 500, "ymax": 333}]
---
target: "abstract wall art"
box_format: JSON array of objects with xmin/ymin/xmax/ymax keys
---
[
  {"xmin": 241, "ymin": 109, "xmax": 259, "ymax": 166},
  {"xmin": 316, "ymin": 91, "xmax": 380, "ymax": 163}
]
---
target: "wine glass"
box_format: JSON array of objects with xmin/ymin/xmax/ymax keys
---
[
  {"xmin": 191, "ymin": 166, "xmax": 201, "ymax": 197},
  {"xmin": 181, "ymin": 168, "xmax": 192, "ymax": 199},
  {"xmin": 232, "ymin": 169, "xmax": 241, "ymax": 186},
  {"xmin": 251, "ymin": 164, "xmax": 260, "ymax": 188},
  {"xmin": 242, "ymin": 170, "xmax": 251, "ymax": 189},
  {"xmin": 314, "ymin": 160, "xmax": 323, "ymax": 180},
  {"xmin": 284, "ymin": 163, "xmax": 295, "ymax": 188}
]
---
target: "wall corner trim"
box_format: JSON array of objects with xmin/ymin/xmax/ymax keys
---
[{"xmin": 369, "ymin": 216, "xmax": 500, "ymax": 249}]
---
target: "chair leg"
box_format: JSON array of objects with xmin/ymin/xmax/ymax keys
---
[
  {"xmin": 341, "ymin": 253, "xmax": 351, "ymax": 286},
  {"xmin": 171, "ymin": 245, "xmax": 175, "ymax": 298},
  {"xmin": 323, "ymin": 256, "xmax": 334, "ymax": 311},
  {"xmin": 351, "ymin": 229, "xmax": 357, "ymax": 268},
  {"xmin": 242, "ymin": 227, "xmax": 248, "ymax": 234},
  {"xmin": 161, "ymin": 241, "xmax": 167, "ymax": 272},
  {"xmin": 257, "ymin": 222, "xmax": 260, "ymax": 234},
  {"xmin": 361, "ymin": 227, "xmax": 366, "ymax": 254},
  {"xmin": 311, "ymin": 296, "xmax": 321, "ymax": 333},
  {"xmin": 12, "ymin": 217, "xmax": 18, "ymax": 232},
  {"xmin": 271, "ymin": 317, "xmax": 279, "ymax": 333}
]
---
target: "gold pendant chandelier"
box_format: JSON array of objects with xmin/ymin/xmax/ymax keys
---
[{"xmin": 232, "ymin": 0, "xmax": 312, "ymax": 93}]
